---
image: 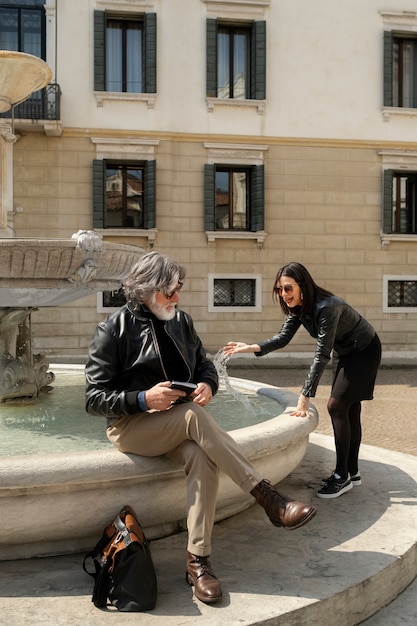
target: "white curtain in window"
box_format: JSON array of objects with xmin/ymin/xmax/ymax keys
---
[
  {"xmin": 126, "ymin": 24, "xmax": 142, "ymax": 93},
  {"xmin": 106, "ymin": 24, "xmax": 122, "ymax": 92}
]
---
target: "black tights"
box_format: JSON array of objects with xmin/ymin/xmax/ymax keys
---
[{"xmin": 327, "ymin": 397, "xmax": 362, "ymax": 479}]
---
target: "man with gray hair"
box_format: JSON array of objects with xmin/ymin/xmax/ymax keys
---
[{"xmin": 85, "ymin": 251, "xmax": 316, "ymax": 605}]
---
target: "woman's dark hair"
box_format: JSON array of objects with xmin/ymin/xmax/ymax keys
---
[{"xmin": 273, "ymin": 262, "xmax": 333, "ymax": 315}]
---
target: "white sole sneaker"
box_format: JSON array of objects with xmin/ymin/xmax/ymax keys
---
[
  {"xmin": 350, "ymin": 473, "xmax": 362, "ymax": 486},
  {"xmin": 317, "ymin": 478, "xmax": 353, "ymax": 499}
]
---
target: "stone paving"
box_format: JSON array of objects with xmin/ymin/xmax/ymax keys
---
[{"xmin": 227, "ymin": 364, "xmax": 417, "ymax": 458}]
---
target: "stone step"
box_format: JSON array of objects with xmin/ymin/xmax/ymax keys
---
[{"xmin": 0, "ymin": 433, "xmax": 416, "ymax": 625}]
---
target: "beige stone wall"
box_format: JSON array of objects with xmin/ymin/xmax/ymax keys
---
[{"xmin": 11, "ymin": 131, "xmax": 417, "ymax": 360}]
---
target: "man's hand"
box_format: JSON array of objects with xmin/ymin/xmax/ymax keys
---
[
  {"xmin": 144, "ymin": 382, "xmax": 186, "ymax": 411},
  {"xmin": 192, "ymin": 382, "xmax": 213, "ymax": 407}
]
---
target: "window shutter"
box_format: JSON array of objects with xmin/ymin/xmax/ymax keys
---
[
  {"xmin": 251, "ymin": 21, "xmax": 266, "ymax": 100},
  {"xmin": 250, "ymin": 165, "xmax": 264, "ymax": 231},
  {"xmin": 94, "ymin": 11, "xmax": 105, "ymax": 92},
  {"xmin": 144, "ymin": 13, "xmax": 157, "ymax": 93},
  {"xmin": 92, "ymin": 160, "xmax": 105, "ymax": 228},
  {"xmin": 204, "ymin": 164, "xmax": 216, "ymax": 230},
  {"xmin": 206, "ymin": 19, "xmax": 217, "ymax": 97},
  {"xmin": 383, "ymin": 31, "xmax": 393, "ymax": 107},
  {"xmin": 143, "ymin": 160, "xmax": 156, "ymax": 228},
  {"xmin": 382, "ymin": 169, "xmax": 393, "ymax": 234}
]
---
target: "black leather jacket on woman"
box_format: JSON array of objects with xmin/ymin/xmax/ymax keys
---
[
  {"xmin": 85, "ymin": 303, "xmax": 219, "ymax": 423},
  {"xmin": 256, "ymin": 294, "xmax": 377, "ymax": 398}
]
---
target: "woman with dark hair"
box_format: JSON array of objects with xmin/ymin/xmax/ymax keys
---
[{"xmin": 223, "ymin": 262, "xmax": 381, "ymax": 499}]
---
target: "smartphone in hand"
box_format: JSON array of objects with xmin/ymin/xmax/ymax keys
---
[{"xmin": 169, "ymin": 381, "xmax": 198, "ymax": 395}]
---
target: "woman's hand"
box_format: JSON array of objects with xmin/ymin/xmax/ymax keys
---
[
  {"xmin": 222, "ymin": 341, "xmax": 260, "ymax": 356},
  {"xmin": 290, "ymin": 394, "xmax": 310, "ymax": 418}
]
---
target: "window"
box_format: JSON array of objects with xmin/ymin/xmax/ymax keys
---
[
  {"xmin": 383, "ymin": 170, "xmax": 417, "ymax": 234},
  {"xmin": 383, "ymin": 275, "xmax": 417, "ymax": 313},
  {"xmin": 97, "ymin": 288, "xmax": 126, "ymax": 313},
  {"xmin": 0, "ymin": 0, "xmax": 45, "ymax": 57},
  {"xmin": 384, "ymin": 31, "xmax": 417, "ymax": 108},
  {"xmin": 0, "ymin": 0, "xmax": 47, "ymax": 119},
  {"xmin": 204, "ymin": 164, "xmax": 264, "ymax": 232},
  {"xmin": 93, "ymin": 159, "xmax": 156, "ymax": 229},
  {"xmin": 206, "ymin": 19, "xmax": 266, "ymax": 100},
  {"xmin": 94, "ymin": 11, "xmax": 156, "ymax": 94},
  {"xmin": 214, "ymin": 278, "xmax": 255, "ymax": 306},
  {"xmin": 208, "ymin": 274, "xmax": 262, "ymax": 312}
]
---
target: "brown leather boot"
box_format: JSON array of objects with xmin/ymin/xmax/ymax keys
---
[
  {"xmin": 186, "ymin": 552, "xmax": 222, "ymax": 604},
  {"xmin": 251, "ymin": 479, "xmax": 317, "ymax": 530}
]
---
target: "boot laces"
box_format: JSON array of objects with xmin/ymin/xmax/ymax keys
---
[{"xmin": 259, "ymin": 480, "xmax": 289, "ymax": 509}]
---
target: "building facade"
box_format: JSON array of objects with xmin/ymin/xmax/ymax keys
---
[{"xmin": 2, "ymin": 0, "xmax": 417, "ymax": 360}]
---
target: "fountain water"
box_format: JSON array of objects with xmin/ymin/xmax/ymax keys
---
[{"xmin": 0, "ymin": 52, "xmax": 318, "ymax": 561}]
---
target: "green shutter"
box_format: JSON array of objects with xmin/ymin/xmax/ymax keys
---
[
  {"xmin": 383, "ymin": 31, "xmax": 393, "ymax": 107},
  {"xmin": 144, "ymin": 13, "xmax": 157, "ymax": 93},
  {"xmin": 251, "ymin": 21, "xmax": 266, "ymax": 100},
  {"xmin": 143, "ymin": 160, "xmax": 156, "ymax": 228},
  {"xmin": 204, "ymin": 164, "xmax": 216, "ymax": 230},
  {"xmin": 94, "ymin": 11, "xmax": 105, "ymax": 92},
  {"xmin": 382, "ymin": 169, "xmax": 393, "ymax": 234},
  {"xmin": 92, "ymin": 160, "xmax": 105, "ymax": 228},
  {"xmin": 250, "ymin": 165, "xmax": 264, "ymax": 231},
  {"xmin": 206, "ymin": 19, "xmax": 217, "ymax": 97}
]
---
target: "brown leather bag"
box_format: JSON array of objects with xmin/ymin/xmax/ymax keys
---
[{"xmin": 83, "ymin": 504, "xmax": 157, "ymax": 612}]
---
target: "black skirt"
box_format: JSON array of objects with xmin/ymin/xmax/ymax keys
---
[{"xmin": 331, "ymin": 334, "xmax": 381, "ymax": 402}]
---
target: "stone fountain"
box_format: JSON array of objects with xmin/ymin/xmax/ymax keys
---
[
  {"xmin": 0, "ymin": 51, "xmax": 144, "ymax": 401},
  {"xmin": 0, "ymin": 52, "xmax": 318, "ymax": 561}
]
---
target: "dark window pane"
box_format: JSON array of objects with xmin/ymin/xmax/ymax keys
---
[
  {"xmin": 106, "ymin": 18, "xmax": 143, "ymax": 93},
  {"xmin": 0, "ymin": 8, "xmax": 18, "ymax": 50},
  {"xmin": 102, "ymin": 287, "xmax": 126, "ymax": 308},
  {"xmin": 215, "ymin": 168, "xmax": 248, "ymax": 230},
  {"xmin": 388, "ymin": 281, "xmax": 417, "ymax": 307},
  {"xmin": 392, "ymin": 173, "xmax": 417, "ymax": 233},
  {"xmin": 0, "ymin": 6, "xmax": 42, "ymax": 55},
  {"xmin": 105, "ymin": 164, "xmax": 143, "ymax": 228},
  {"xmin": 214, "ymin": 278, "xmax": 256, "ymax": 307},
  {"xmin": 217, "ymin": 26, "xmax": 249, "ymax": 99},
  {"xmin": 393, "ymin": 37, "xmax": 417, "ymax": 108}
]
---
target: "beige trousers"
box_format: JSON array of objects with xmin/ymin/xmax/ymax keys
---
[{"xmin": 107, "ymin": 402, "xmax": 263, "ymax": 556}]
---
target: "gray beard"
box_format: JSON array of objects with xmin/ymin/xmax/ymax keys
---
[{"xmin": 147, "ymin": 296, "xmax": 176, "ymax": 321}]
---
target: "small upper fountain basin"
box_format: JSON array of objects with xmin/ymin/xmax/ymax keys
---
[{"xmin": 0, "ymin": 377, "xmax": 318, "ymax": 561}]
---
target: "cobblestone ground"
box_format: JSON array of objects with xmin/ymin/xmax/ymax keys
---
[{"xmin": 228, "ymin": 366, "xmax": 417, "ymax": 458}]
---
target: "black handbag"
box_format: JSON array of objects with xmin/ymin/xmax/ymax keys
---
[{"xmin": 83, "ymin": 504, "xmax": 157, "ymax": 612}]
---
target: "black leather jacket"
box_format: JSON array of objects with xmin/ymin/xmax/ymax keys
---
[
  {"xmin": 256, "ymin": 294, "xmax": 377, "ymax": 397},
  {"xmin": 85, "ymin": 303, "xmax": 219, "ymax": 423}
]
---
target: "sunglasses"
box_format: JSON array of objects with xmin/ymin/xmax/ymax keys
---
[
  {"xmin": 163, "ymin": 285, "xmax": 183, "ymax": 299},
  {"xmin": 274, "ymin": 284, "xmax": 295, "ymax": 295}
]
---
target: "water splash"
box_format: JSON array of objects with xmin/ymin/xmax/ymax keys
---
[{"xmin": 213, "ymin": 349, "xmax": 268, "ymax": 416}]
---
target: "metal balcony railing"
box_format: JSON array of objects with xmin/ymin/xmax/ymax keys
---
[{"xmin": 0, "ymin": 83, "xmax": 61, "ymax": 121}]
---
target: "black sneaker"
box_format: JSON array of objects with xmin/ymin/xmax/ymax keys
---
[
  {"xmin": 317, "ymin": 474, "xmax": 352, "ymax": 499},
  {"xmin": 350, "ymin": 472, "xmax": 362, "ymax": 486}
]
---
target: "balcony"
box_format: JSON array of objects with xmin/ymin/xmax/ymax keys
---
[{"xmin": 0, "ymin": 83, "xmax": 62, "ymax": 136}]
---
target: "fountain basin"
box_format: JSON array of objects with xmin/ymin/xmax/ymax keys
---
[
  {"xmin": 0, "ymin": 235, "xmax": 144, "ymax": 306},
  {"xmin": 0, "ymin": 51, "xmax": 52, "ymax": 113},
  {"xmin": 0, "ymin": 377, "xmax": 318, "ymax": 561}
]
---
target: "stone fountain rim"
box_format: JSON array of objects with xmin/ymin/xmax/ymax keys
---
[{"xmin": 0, "ymin": 370, "xmax": 318, "ymax": 490}]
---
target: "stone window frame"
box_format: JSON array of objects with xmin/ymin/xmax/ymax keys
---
[
  {"xmin": 91, "ymin": 137, "xmax": 158, "ymax": 244},
  {"xmin": 382, "ymin": 274, "xmax": 417, "ymax": 313},
  {"xmin": 381, "ymin": 10, "xmax": 417, "ymax": 121},
  {"xmin": 204, "ymin": 142, "xmax": 268, "ymax": 247}
]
